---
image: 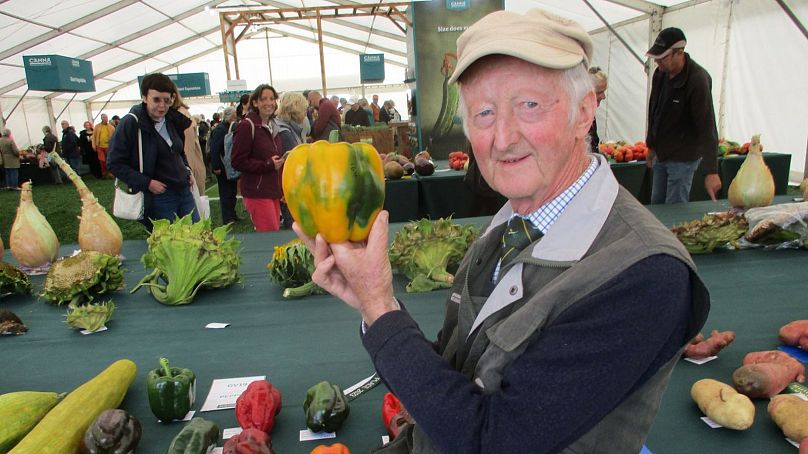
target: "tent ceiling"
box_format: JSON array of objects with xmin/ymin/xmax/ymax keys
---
[{"xmin": 0, "ymin": 0, "xmax": 697, "ymax": 103}]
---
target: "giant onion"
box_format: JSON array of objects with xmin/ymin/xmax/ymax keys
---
[
  {"xmin": 728, "ymin": 134, "xmax": 774, "ymax": 209},
  {"xmin": 49, "ymin": 151, "xmax": 123, "ymax": 256},
  {"xmin": 10, "ymin": 182, "xmax": 60, "ymax": 268}
]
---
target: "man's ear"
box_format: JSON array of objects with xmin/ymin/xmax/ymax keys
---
[{"xmin": 575, "ymin": 91, "xmax": 597, "ymax": 139}]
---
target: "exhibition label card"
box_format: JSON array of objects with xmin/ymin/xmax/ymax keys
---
[
  {"xmin": 200, "ymin": 376, "xmax": 265, "ymax": 411},
  {"xmin": 80, "ymin": 326, "xmax": 108, "ymax": 335},
  {"xmin": 700, "ymin": 416, "xmax": 723, "ymax": 429},
  {"xmin": 683, "ymin": 355, "xmax": 717, "ymax": 365},
  {"xmin": 223, "ymin": 427, "xmax": 242, "ymax": 439},
  {"xmin": 299, "ymin": 429, "xmax": 336, "ymax": 441},
  {"xmin": 205, "ymin": 322, "xmax": 230, "ymax": 329}
]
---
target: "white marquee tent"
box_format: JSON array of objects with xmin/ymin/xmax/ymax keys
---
[{"xmin": 0, "ymin": 0, "xmax": 805, "ymax": 181}]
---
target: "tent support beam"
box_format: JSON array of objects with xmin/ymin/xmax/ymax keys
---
[
  {"xmin": 716, "ymin": 0, "xmax": 735, "ymax": 139},
  {"xmin": 582, "ymin": 0, "xmax": 647, "ymax": 67},
  {"xmin": 604, "ymin": 0, "xmax": 662, "ymax": 15},
  {"xmin": 775, "ymin": 0, "xmax": 808, "ymax": 40},
  {"xmin": 317, "ymin": 12, "xmax": 327, "ymax": 95},
  {"xmin": 53, "ymin": 93, "xmax": 78, "ymax": 124},
  {"xmin": 2, "ymin": 88, "xmax": 28, "ymax": 125},
  {"xmin": 46, "ymin": 99, "xmax": 55, "ymax": 135}
]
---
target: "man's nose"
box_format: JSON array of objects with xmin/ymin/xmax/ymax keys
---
[{"xmin": 492, "ymin": 109, "xmax": 519, "ymax": 152}]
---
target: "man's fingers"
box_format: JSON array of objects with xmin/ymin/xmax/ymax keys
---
[
  {"xmin": 366, "ymin": 210, "xmax": 389, "ymax": 252},
  {"xmin": 292, "ymin": 222, "xmax": 316, "ymax": 251}
]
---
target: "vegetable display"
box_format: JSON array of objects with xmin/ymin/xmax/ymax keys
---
[
  {"xmin": 0, "ymin": 262, "xmax": 32, "ymax": 296},
  {"xmin": 79, "ymin": 409, "xmax": 141, "ymax": 454},
  {"xmin": 9, "ymin": 359, "xmax": 137, "ymax": 454},
  {"xmin": 0, "ymin": 310, "xmax": 27, "ymax": 336},
  {"xmin": 779, "ymin": 320, "xmax": 808, "ymax": 349},
  {"xmin": 222, "ymin": 428, "xmax": 274, "ymax": 454},
  {"xmin": 266, "ymin": 239, "xmax": 325, "ymax": 298},
  {"xmin": 65, "ymin": 301, "xmax": 116, "ymax": 332},
  {"xmin": 448, "ymin": 151, "xmax": 469, "ymax": 170},
  {"xmin": 282, "ymin": 140, "xmax": 385, "ymax": 243},
  {"xmin": 132, "ymin": 214, "xmax": 242, "ymax": 305},
  {"xmin": 732, "ymin": 350, "xmax": 806, "ymax": 398},
  {"xmin": 389, "ymin": 218, "xmax": 478, "ymax": 292},
  {"xmin": 48, "ymin": 151, "xmax": 123, "ymax": 256},
  {"xmin": 767, "ymin": 395, "xmax": 808, "ymax": 447},
  {"xmin": 146, "ymin": 357, "xmax": 196, "ymax": 422},
  {"xmin": 683, "ymin": 330, "xmax": 736, "ymax": 359},
  {"xmin": 728, "ymin": 134, "xmax": 774, "ymax": 209},
  {"xmin": 690, "ymin": 378, "xmax": 755, "ymax": 430},
  {"xmin": 40, "ymin": 251, "xmax": 124, "ymax": 306},
  {"xmin": 381, "ymin": 392, "xmax": 413, "ymax": 440},
  {"xmin": 310, "ymin": 443, "xmax": 351, "ymax": 454},
  {"xmin": 303, "ymin": 381, "xmax": 350, "ymax": 433},
  {"xmin": 236, "ymin": 380, "xmax": 282, "ymax": 434},
  {"xmin": 0, "ymin": 391, "xmax": 63, "ymax": 452},
  {"xmin": 9, "ymin": 182, "xmax": 59, "ymax": 268},
  {"xmin": 166, "ymin": 417, "xmax": 219, "ymax": 454},
  {"xmin": 671, "ymin": 212, "xmax": 747, "ymax": 254}
]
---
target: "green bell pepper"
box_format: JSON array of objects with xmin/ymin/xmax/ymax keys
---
[
  {"xmin": 166, "ymin": 417, "xmax": 219, "ymax": 454},
  {"xmin": 303, "ymin": 381, "xmax": 350, "ymax": 433},
  {"xmin": 146, "ymin": 357, "xmax": 196, "ymax": 422}
]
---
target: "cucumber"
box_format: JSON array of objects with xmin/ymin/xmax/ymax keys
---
[
  {"xmin": 0, "ymin": 391, "xmax": 63, "ymax": 453},
  {"xmin": 9, "ymin": 359, "xmax": 137, "ymax": 454}
]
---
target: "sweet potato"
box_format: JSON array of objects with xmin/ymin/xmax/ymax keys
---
[
  {"xmin": 690, "ymin": 378, "xmax": 755, "ymax": 430},
  {"xmin": 683, "ymin": 330, "xmax": 736, "ymax": 359},
  {"xmin": 768, "ymin": 394, "xmax": 808, "ymax": 444},
  {"xmin": 780, "ymin": 320, "xmax": 808, "ymax": 349},
  {"xmin": 732, "ymin": 350, "xmax": 806, "ymax": 398}
]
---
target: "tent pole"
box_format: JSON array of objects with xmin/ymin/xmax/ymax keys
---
[
  {"xmin": 2, "ymin": 88, "xmax": 29, "ymax": 124},
  {"xmin": 46, "ymin": 98, "xmax": 56, "ymax": 135},
  {"xmin": 265, "ymin": 28, "xmax": 274, "ymax": 87},
  {"xmin": 717, "ymin": 0, "xmax": 734, "ymax": 139},
  {"xmin": 775, "ymin": 0, "xmax": 808, "ymax": 40},
  {"xmin": 317, "ymin": 12, "xmax": 327, "ymax": 96},
  {"xmin": 645, "ymin": 11, "xmax": 663, "ymax": 136},
  {"xmin": 220, "ymin": 12, "xmax": 232, "ymax": 81},
  {"xmin": 94, "ymin": 92, "xmax": 116, "ymax": 122},
  {"xmin": 53, "ymin": 93, "xmax": 78, "ymax": 123},
  {"xmin": 582, "ymin": 0, "xmax": 646, "ymax": 67}
]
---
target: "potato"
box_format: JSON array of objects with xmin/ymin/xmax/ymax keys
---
[
  {"xmin": 768, "ymin": 394, "xmax": 808, "ymax": 443},
  {"xmin": 691, "ymin": 378, "xmax": 755, "ymax": 430}
]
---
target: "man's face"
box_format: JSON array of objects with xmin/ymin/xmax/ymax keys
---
[
  {"xmin": 372, "ymin": 95, "xmax": 378, "ymax": 104},
  {"xmin": 142, "ymin": 89, "xmax": 174, "ymax": 122},
  {"xmin": 100, "ymin": 114, "xmax": 108, "ymax": 124},
  {"xmin": 461, "ymin": 56, "xmax": 594, "ymax": 213},
  {"xmin": 654, "ymin": 49, "xmax": 683, "ymax": 74},
  {"xmin": 83, "ymin": 121, "xmax": 92, "ymax": 130},
  {"xmin": 307, "ymin": 93, "xmax": 319, "ymax": 108},
  {"xmin": 61, "ymin": 121, "xmax": 69, "ymax": 130},
  {"xmin": 252, "ymin": 88, "xmax": 277, "ymax": 119},
  {"xmin": 594, "ymin": 81, "xmax": 607, "ymax": 107}
]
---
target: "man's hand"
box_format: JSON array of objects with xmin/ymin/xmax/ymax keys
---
[
  {"xmin": 148, "ymin": 179, "xmax": 167, "ymax": 194},
  {"xmin": 704, "ymin": 173, "xmax": 722, "ymax": 201},
  {"xmin": 645, "ymin": 149, "xmax": 655, "ymax": 169},
  {"xmin": 213, "ymin": 169, "xmax": 221, "ymax": 175},
  {"xmin": 293, "ymin": 211, "xmax": 397, "ymax": 326},
  {"xmin": 271, "ymin": 155, "xmax": 284, "ymax": 170}
]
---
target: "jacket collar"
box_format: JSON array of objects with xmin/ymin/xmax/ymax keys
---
[{"xmin": 482, "ymin": 153, "xmax": 619, "ymax": 262}]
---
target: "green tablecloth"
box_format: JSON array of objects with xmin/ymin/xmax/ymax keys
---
[
  {"xmin": 384, "ymin": 176, "xmax": 419, "ymax": 223},
  {"xmin": 412, "ymin": 161, "xmax": 474, "ymax": 219},
  {"xmin": 1, "ymin": 199, "xmax": 804, "ymax": 453}
]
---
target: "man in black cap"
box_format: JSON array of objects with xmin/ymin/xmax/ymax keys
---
[{"xmin": 645, "ymin": 27, "xmax": 721, "ymax": 204}]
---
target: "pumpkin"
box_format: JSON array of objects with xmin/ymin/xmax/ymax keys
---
[{"xmin": 282, "ymin": 140, "xmax": 385, "ymax": 243}]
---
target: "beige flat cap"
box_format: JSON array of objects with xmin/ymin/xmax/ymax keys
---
[{"xmin": 449, "ymin": 9, "xmax": 593, "ymax": 84}]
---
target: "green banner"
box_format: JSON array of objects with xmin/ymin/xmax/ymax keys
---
[
  {"xmin": 138, "ymin": 73, "xmax": 211, "ymax": 97},
  {"xmin": 23, "ymin": 55, "xmax": 95, "ymax": 92},
  {"xmin": 409, "ymin": 0, "xmax": 503, "ymax": 158},
  {"xmin": 218, "ymin": 90, "xmax": 252, "ymax": 103},
  {"xmin": 360, "ymin": 53, "xmax": 385, "ymax": 83}
]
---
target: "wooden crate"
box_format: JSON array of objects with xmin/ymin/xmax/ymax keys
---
[{"xmin": 341, "ymin": 127, "xmax": 395, "ymax": 155}]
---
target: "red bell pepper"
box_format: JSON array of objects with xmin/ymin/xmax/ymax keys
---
[
  {"xmin": 235, "ymin": 380, "xmax": 282, "ymax": 433},
  {"xmin": 381, "ymin": 392, "xmax": 414, "ymax": 439},
  {"xmin": 223, "ymin": 428, "xmax": 274, "ymax": 454},
  {"xmin": 310, "ymin": 443, "xmax": 351, "ymax": 454}
]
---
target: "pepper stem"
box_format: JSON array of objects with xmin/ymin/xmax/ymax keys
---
[{"xmin": 160, "ymin": 357, "xmax": 172, "ymax": 377}]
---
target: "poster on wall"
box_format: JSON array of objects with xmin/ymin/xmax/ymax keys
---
[{"xmin": 409, "ymin": 0, "xmax": 503, "ymax": 158}]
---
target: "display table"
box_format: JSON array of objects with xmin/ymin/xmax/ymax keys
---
[
  {"xmin": 1, "ymin": 198, "xmax": 803, "ymax": 453},
  {"xmin": 412, "ymin": 162, "xmax": 474, "ymax": 219},
  {"xmin": 384, "ymin": 176, "xmax": 419, "ymax": 223}
]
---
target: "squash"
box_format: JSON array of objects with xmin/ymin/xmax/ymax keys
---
[
  {"xmin": 9, "ymin": 359, "xmax": 137, "ymax": 454},
  {"xmin": 0, "ymin": 391, "xmax": 63, "ymax": 453},
  {"xmin": 282, "ymin": 140, "xmax": 385, "ymax": 243}
]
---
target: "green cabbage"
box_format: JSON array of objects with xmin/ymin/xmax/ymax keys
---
[{"xmin": 132, "ymin": 214, "xmax": 241, "ymax": 305}]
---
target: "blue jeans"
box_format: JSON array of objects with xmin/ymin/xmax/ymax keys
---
[
  {"xmin": 651, "ymin": 158, "xmax": 701, "ymax": 204},
  {"xmin": 148, "ymin": 187, "xmax": 200, "ymax": 223},
  {"xmin": 4, "ymin": 168, "xmax": 19, "ymax": 188},
  {"xmin": 66, "ymin": 156, "xmax": 82, "ymax": 174}
]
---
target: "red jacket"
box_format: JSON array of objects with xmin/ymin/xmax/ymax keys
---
[
  {"xmin": 311, "ymin": 97, "xmax": 341, "ymax": 141},
  {"xmin": 231, "ymin": 111, "xmax": 283, "ymax": 199}
]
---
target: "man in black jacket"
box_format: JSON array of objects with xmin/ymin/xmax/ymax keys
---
[
  {"xmin": 60, "ymin": 120, "xmax": 81, "ymax": 173},
  {"xmin": 107, "ymin": 73, "xmax": 198, "ymax": 230},
  {"xmin": 645, "ymin": 27, "xmax": 721, "ymax": 204},
  {"xmin": 209, "ymin": 106, "xmax": 239, "ymax": 225}
]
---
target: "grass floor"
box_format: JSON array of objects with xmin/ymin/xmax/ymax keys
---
[{"xmin": 1, "ymin": 176, "xmax": 256, "ymax": 245}]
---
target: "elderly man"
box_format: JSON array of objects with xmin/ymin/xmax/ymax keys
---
[
  {"xmin": 92, "ymin": 113, "xmax": 116, "ymax": 177},
  {"xmin": 307, "ymin": 90, "xmax": 341, "ymax": 141},
  {"xmin": 295, "ymin": 9, "xmax": 709, "ymax": 454},
  {"xmin": 60, "ymin": 120, "xmax": 81, "ymax": 173},
  {"xmin": 209, "ymin": 106, "xmax": 240, "ymax": 225}
]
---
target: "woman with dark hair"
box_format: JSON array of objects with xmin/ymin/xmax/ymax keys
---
[
  {"xmin": 230, "ymin": 84, "xmax": 285, "ymax": 232},
  {"xmin": 236, "ymin": 93, "xmax": 250, "ymax": 118},
  {"xmin": 78, "ymin": 120, "xmax": 102, "ymax": 178}
]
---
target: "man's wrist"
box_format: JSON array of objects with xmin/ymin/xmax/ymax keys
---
[{"xmin": 361, "ymin": 297, "xmax": 400, "ymax": 331}]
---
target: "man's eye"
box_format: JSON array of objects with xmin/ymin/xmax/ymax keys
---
[
  {"xmin": 524, "ymin": 101, "xmax": 539, "ymax": 109},
  {"xmin": 477, "ymin": 109, "xmax": 493, "ymax": 118}
]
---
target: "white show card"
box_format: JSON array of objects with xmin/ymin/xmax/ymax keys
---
[
  {"xmin": 299, "ymin": 429, "xmax": 336, "ymax": 441},
  {"xmin": 199, "ymin": 376, "xmax": 265, "ymax": 412}
]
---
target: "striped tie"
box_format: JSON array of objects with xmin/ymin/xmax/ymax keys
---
[{"xmin": 500, "ymin": 217, "xmax": 543, "ymax": 269}]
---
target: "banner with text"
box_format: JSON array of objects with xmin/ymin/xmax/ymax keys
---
[{"xmin": 24, "ymin": 55, "xmax": 95, "ymax": 92}]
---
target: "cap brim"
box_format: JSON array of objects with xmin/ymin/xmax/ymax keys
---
[
  {"xmin": 646, "ymin": 45, "xmax": 669, "ymax": 59},
  {"xmin": 449, "ymin": 39, "xmax": 585, "ymax": 85}
]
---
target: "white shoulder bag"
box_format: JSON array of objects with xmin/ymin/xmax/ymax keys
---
[{"xmin": 113, "ymin": 113, "xmax": 145, "ymax": 220}]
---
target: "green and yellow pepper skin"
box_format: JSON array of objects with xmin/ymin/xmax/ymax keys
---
[
  {"xmin": 166, "ymin": 417, "xmax": 219, "ymax": 454},
  {"xmin": 146, "ymin": 357, "xmax": 196, "ymax": 422},
  {"xmin": 282, "ymin": 140, "xmax": 385, "ymax": 243},
  {"xmin": 303, "ymin": 381, "xmax": 350, "ymax": 433}
]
